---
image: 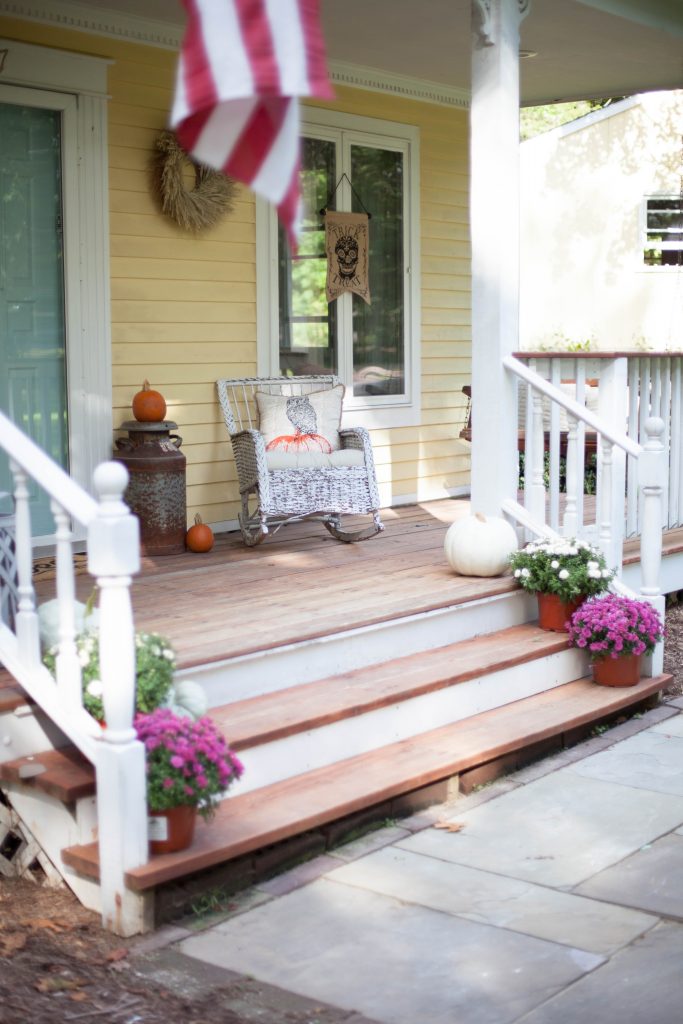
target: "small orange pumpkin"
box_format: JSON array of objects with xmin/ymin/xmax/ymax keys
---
[
  {"xmin": 186, "ymin": 514, "xmax": 214, "ymax": 553},
  {"xmin": 132, "ymin": 379, "xmax": 167, "ymax": 422}
]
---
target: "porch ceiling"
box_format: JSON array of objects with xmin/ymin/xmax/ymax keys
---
[{"xmin": 78, "ymin": 0, "xmax": 683, "ymax": 103}]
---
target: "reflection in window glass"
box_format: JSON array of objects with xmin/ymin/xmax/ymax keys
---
[
  {"xmin": 278, "ymin": 138, "xmax": 337, "ymax": 375},
  {"xmin": 351, "ymin": 146, "xmax": 404, "ymax": 397}
]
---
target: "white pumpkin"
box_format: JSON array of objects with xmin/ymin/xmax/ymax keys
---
[
  {"xmin": 162, "ymin": 679, "xmax": 208, "ymax": 720},
  {"xmin": 444, "ymin": 512, "xmax": 518, "ymax": 577},
  {"xmin": 38, "ymin": 599, "xmax": 100, "ymax": 652}
]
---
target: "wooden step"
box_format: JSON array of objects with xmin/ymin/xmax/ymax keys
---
[
  {"xmin": 11, "ymin": 625, "xmax": 569, "ymax": 804},
  {"xmin": 0, "ymin": 746, "xmax": 93, "ymax": 802},
  {"xmin": 61, "ymin": 672, "xmax": 671, "ymax": 891},
  {"xmin": 218, "ymin": 624, "xmax": 571, "ymax": 750},
  {"xmin": 0, "ymin": 666, "xmax": 27, "ymax": 714}
]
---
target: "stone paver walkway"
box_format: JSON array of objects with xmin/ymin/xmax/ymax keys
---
[{"xmin": 143, "ymin": 698, "xmax": 683, "ymax": 1024}]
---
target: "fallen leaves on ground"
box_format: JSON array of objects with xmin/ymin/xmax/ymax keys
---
[
  {"xmin": 433, "ymin": 820, "xmax": 466, "ymax": 833},
  {"xmin": 0, "ymin": 932, "xmax": 27, "ymax": 957}
]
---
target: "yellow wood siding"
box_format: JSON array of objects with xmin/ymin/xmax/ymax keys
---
[{"xmin": 0, "ymin": 17, "xmax": 472, "ymax": 525}]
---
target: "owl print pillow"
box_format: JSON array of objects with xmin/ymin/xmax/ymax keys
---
[{"xmin": 255, "ymin": 385, "xmax": 345, "ymax": 454}]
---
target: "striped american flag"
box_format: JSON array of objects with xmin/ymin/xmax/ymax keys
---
[{"xmin": 171, "ymin": 0, "xmax": 333, "ymax": 248}]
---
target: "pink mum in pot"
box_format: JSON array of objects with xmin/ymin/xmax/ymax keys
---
[
  {"xmin": 567, "ymin": 594, "xmax": 664, "ymax": 660},
  {"xmin": 135, "ymin": 708, "xmax": 244, "ymax": 821}
]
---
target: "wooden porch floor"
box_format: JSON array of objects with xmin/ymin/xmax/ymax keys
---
[
  {"xmin": 33, "ymin": 497, "xmax": 683, "ymax": 674},
  {"xmin": 41, "ymin": 498, "xmax": 520, "ymax": 672}
]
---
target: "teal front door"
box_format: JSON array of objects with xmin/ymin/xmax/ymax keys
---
[{"xmin": 0, "ymin": 100, "xmax": 69, "ymax": 536}]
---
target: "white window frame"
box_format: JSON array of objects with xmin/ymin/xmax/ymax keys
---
[
  {"xmin": 0, "ymin": 39, "xmax": 111, "ymax": 542},
  {"xmin": 257, "ymin": 108, "xmax": 421, "ymax": 430},
  {"xmin": 641, "ymin": 193, "xmax": 683, "ymax": 269}
]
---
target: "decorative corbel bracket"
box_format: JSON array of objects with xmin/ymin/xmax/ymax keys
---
[
  {"xmin": 473, "ymin": 0, "xmax": 532, "ymax": 46},
  {"xmin": 472, "ymin": 0, "xmax": 494, "ymax": 46}
]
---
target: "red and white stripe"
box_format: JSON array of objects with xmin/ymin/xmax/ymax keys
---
[{"xmin": 171, "ymin": 0, "xmax": 333, "ymax": 248}]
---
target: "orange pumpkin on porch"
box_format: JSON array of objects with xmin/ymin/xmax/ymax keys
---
[
  {"xmin": 186, "ymin": 514, "xmax": 214, "ymax": 553},
  {"xmin": 132, "ymin": 379, "xmax": 167, "ymax": 422}
]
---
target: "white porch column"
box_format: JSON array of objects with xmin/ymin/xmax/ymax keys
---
[{"xmin": 470, "ymin": 0, "xmax": 529, "ymax": 515}]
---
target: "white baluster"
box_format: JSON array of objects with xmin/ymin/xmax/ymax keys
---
[
  {"xmin": 626, "ymin": 359, "xmax": 640, "ymax": 535},
  {"xmin": 598, "ymin": 436, "xmax": 615, "ymax": 569},
  {"xmin": 639, "ymin": 417, "xmax": 665, "ymax": 676},
  {"xmin": 529, "ymin": 387, "xmax": 546, "ymax": 525},
  {"xmin": 671, "ymin": 357, "xmax": 681, "ymax": 526},
  {"xmin": 597, "ymin": 357, "xmax": 627, "ymax": 576},
  {"xmin": 87, "ymin": 461, "xmax": 148, "ymax": 934},
  {"xmin": 10, "ymin": 460, "xmax": 40, "ymax": 667},
  {"xmin": 661, "ymin": 357, "xmax": 671, "ymax": 528},
  {"xmin": 563, "ymin": 414, "xmax": 578, "ymax": 537},
  {"xmin": 574, "ymin": 359, "xmax": 586, "ymax": 533},
  {"xmin": 51, "ymin": 500, "xmax": 82, "ymax": 707},
  {"xmin": 548, "ymin": 360, "xmax": 561, "ymax": 530}
]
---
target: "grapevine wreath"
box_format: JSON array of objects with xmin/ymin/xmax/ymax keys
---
[{"xmin": 153, "ymin": 130, "xmax": 236, "ymax": 233}]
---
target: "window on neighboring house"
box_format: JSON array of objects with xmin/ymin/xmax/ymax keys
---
[
  {"xmin": 643, "ymin": 194, "xmax": 683, "ymax": 266},
  {"xmin": 258, "ymin": 110, "xmax": 420, "ymax": 428}
]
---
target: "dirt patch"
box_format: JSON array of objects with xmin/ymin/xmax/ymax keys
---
[
  {"xmin": 0, "ymin": 876, "xmax": 362, "ymax": 1024},
  {"xmin": 664, "ymin": 599, "xmax": 683, "ymax": 697}
]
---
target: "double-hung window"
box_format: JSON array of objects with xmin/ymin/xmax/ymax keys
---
[
  {"xmin": 257, "ymin": 109, "xmax": 420, "ymax": 428},
  {"xmin": 643, "ymin": 194, "xmax": 683, "ymax": 266}
]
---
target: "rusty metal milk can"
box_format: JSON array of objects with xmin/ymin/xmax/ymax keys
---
[{"xmin": 114, "ymin": 421, "xmax": 186, "ymax": 556}]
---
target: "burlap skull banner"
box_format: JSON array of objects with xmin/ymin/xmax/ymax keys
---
[{"xmin": 324, "ymin": 211, "xmax": 371, "ymax": 305}]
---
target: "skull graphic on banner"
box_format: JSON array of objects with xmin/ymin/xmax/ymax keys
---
[{"xmin": 324, "ymin": 211, "xmax": 371, "ymax": 305}]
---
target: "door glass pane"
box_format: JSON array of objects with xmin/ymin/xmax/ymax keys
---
[
  {"xmin": 0, "ymin": 102, "xmax": 68, "ymax": 535},
  {"xmin": 351, "ymin": 145, "xmax": 405, "ymax": 397},
  {"xmin": 278, "ymin": 137, "xmax": 337, "ymax": 375}
]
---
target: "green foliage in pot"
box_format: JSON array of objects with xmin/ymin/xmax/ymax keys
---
[
  {"xmin": 509, "ymin": 538, "xmax": 614, "ymax": 603},
  {"xmin": 44, "ymin": 630, "xmax": 176, "ymax": 722}
]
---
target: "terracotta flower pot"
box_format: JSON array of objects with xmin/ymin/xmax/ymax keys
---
[
  {"xmin": 148, "ymin": 804, "xmax": 197, "ymax": 854},
  {"xmin": 536, "ymin": 592, "xmax": 585, "ymax": 632},
  {"xmin": 592, "ymin": 653, "xmax": 642, "ymax": 688}
]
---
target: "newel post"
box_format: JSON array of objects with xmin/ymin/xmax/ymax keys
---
[
  {"xmin": 639, "ymin": 418, "xmax": 665, "ymax": 677},
  {"xmin": 87, "ymin": 462, "xmax": 150, "ymax": 935}
]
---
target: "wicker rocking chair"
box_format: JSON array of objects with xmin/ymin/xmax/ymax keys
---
[{"xmin": 216, "ymin": 375, "xmax": 384, "ymax": 546}]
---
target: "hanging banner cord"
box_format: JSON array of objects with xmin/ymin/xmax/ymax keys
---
[{"xmin": 319, "ymin": 173, "xmax": 372, "ymax": 219}]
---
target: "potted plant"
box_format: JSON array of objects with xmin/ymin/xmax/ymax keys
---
[
  {"xmin": 567, "ymin": 594, "xmax": 664, "ymax": 687},
  {"xmin": 509, "ymin": 538, "xmax": 613, "ymax": 631},
  {"xmin": 44, "ymin": 629, "xmax": 176, "ymax": 723},
  {"xmin": 135, "ymin": 707, "xmax": 244, "ymax": 854}
]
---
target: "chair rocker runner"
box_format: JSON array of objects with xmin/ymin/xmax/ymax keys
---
[{"xmin": 216, "ymin": 376, "xmax": 384, "ymax": 546}]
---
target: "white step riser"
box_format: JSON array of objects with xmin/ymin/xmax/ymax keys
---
[
  {"xmin": 0, "ymin": 706, "xmax": 70, "ymax": 764},
  {"xmin": 230, "ymin": 647, "xmax": 589, "ymax": 797},
  {"xmin": 176, "ymin": 589, "xmax": 538, "ymax": 705}
]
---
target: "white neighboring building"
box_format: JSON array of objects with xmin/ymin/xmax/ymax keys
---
[{"xmin": 520, "ymin": 90, "xmax": 683, "ymax": 352}]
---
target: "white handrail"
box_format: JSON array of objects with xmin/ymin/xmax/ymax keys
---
[
  {"xmin": 0, "ymin": 410, "xmax": 99, "ymax": 525},
  {"xmin": 504, "ymin": 356, "xmax": 642, "ymax": 457}
]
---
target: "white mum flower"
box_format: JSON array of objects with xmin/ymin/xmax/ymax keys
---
[
  {"xmin": 588, "ymin": 569, "xmax": 601, "ymax": 579},
  {"xmin": 163, "ymin": 649, "xmax": 175, "ymax": 661},
  {"xmin": 558, "ymin": 569, "xmax": 570, "ymax": 580},
  {"xmin": 78, "ymin": 650, "xmax": 90, "ymax": 667},
  {"xmin": 514, "ymin": 569, "xmax": 522, "ymax": 578},
  {"xmin": 86, "ymin": 679, "xmax": 103, "ymax": 697},
  {"xmin": 587, "ymin": 561, "xmax": 599, "ymax": 571},
  {"xmin": 151, "ymin": 645, "xmax": 161, "ymax": 657},
  {"xmin": 521, "ymin": 568, "xmax": 531, "ymax": 578},
  {"xmin": 602, "ymin": 569, "xmax": 611, "ymax": 578},
  {"xmin": 550, "ymin": 560, "xmax": 559, "ymax": 569}
]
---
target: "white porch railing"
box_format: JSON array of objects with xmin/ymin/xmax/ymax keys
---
[
  {"xmin": 0, "ymin": 410, "xmax": 148, "ymax": 936},
  {"xmin": 514, "ymin": 352, "xmax": 683, "ymax": 537},
  {"xmin": 502, "ymin": 355, "xmax": 666, "ymax": 675}
]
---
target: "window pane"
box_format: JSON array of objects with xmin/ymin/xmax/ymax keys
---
[
  {"xmin": 278, "ymin": 137, "xmax": 337, "ymax": 375},
  {"xmin": 645, "ymin": 197, "xmax": 683, "ymax": 266},
  {"xmin": 350, "ymin": 145, "xmax": 404, "ymax": 397}
]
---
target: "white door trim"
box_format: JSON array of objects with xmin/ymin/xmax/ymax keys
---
[{"xmin": 0, "ymin": 41, "xmax": 111, "ymax": 541}]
